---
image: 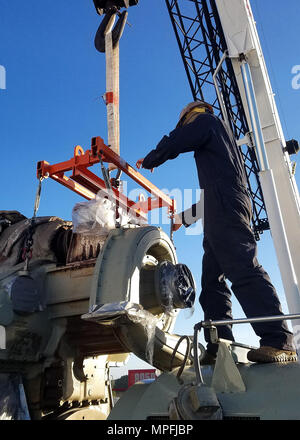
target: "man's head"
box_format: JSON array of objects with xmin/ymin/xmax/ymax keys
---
[{"xmin": 177, "ymin": 100, "xmax": 214, "ymax": 128}]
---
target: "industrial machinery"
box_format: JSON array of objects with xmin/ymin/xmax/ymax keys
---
[{"xmin": 1, "ymin": 0, "xmax": 300, "ymax": 420}]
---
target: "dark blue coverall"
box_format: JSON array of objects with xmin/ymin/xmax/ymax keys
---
[{"xmin": 142, "ymin": 112, "xmax": 295, "ymax": 354}]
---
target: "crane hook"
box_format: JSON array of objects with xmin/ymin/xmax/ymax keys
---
[{"xmin": 95, "ymin": 9, "xmax": 128, "ymax": 53}]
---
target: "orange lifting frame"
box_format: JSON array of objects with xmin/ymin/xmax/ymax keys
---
[{"xmin": 37, "ymin": 137, "xmax": 176, "ymax": 222}]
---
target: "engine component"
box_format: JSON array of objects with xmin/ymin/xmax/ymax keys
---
[
  {"xmin": 0, "ymin": 374, "xmax": 30, "ymax": 420},
  {"xmin": 10, "ymin": 273, "xmax": 42, "ymax": 315},
  {"xmin": 81, "ymin": 225, "xmax": 194, "ymax": 370},
  {"xmin": 169, "ymin": 383, "xmax": 223, "ymax": 420},
  {"xmin": 0, "ymin": 216, "xmax": 195, "ymax": 418},
  {"xmin": 140, "ymin": 260, "xmax": 196, "ymax": 314},
  {"xmin": 285, "ymin": 139, "xmax": 300, "ymax": 156},
  {"xmin": 108, "ymin": 359, "xmax": 300, "ymax": 420}
]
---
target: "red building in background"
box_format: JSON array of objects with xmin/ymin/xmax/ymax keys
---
[
  {"xmin": 112, "ymin": 369, "xmax": 158, "ymax": 398},
  {"xmin": 128, "ymin": 369, "xmax": 157, "ymax": 388}
]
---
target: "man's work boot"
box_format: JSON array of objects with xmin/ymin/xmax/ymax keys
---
[
  {"xmin": 200, "ymin": 351, "xmax": 217, "ymax": 365},
  {"xmin": 247, "ymin": 346, "xmax": 298, "ymax": 363}
]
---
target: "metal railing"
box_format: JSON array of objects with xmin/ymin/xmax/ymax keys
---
[{"xmin": 200, "ymin": 313, "xmax": 300, "ymax": 328}]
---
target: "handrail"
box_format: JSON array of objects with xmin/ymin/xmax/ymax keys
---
[{"xmin": 200, "ymin": 313, "xmax": 300, "ymax": 328}]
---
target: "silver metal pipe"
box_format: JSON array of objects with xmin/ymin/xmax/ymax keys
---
[
  {"xmin": 240, "ymin": 59, "xmax": 300, "ymax": 347},
  {"xmin": 201, "ymin": 313, "xmax": 300, "ymax": 328},
  {"xmin": 212, "ymin": 51, "xmax": 230, "ymax": 127},
  {"xmin": 240, "ymin": 60, "xmax": 269, "ymax": 171}
]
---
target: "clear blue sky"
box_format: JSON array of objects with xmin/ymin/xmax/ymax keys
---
[{"xmin": 1, "ymin": 1, "xmax": 300, "ymax": 376}]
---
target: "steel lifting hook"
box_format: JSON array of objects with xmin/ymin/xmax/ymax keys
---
[{"xmin": 94, "ymin": 9, "xmax": 128, "ymax": 53}]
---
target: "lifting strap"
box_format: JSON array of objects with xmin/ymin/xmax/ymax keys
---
[{"xmin": 95, "ymin": 10, "xmax": 128, "ymax": 171}]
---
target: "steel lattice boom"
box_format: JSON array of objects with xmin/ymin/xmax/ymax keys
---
[{"xmin": 165, "ymin": 0, "xmax": 269, "ymax": 239}]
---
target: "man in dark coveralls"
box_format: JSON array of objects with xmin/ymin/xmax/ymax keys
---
[{"xmin": 136, "ymin": 101, "xmax": 297, "ymax": 363}]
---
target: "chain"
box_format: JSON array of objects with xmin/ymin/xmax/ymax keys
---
[
  {"xmin": 98, "ymin": 152, "xmax": 121, "ymax": 228},
  {"xmin": 22, "ymin": 177, "xmax": 44, "ymax": 271},
  {"xmin": 98, "ymin": 152, "xmax": 112, "ymax": 191}
]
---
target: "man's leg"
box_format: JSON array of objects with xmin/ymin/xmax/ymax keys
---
[
  {"xmin": 200, "ymin": 237, "xmax": 234, "ymax": 356},
  {"xmin": 206, "ymin": 185, "xmax": 295, "ymax": 352}
]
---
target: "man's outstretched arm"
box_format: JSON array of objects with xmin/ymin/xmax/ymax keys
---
[{"xmin": 139, "ymin": 113, "xmax": 212, "ymax": 170}]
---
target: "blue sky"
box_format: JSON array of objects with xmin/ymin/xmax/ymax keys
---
[{"xmin": 1, "ymin": 1, "xmax": 300, "ymax": 376}]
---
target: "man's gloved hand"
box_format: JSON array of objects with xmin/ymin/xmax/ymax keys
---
[
  {"xmin": 136, "ymin": 158, "xmax": 144, "ymax": 169},
  {"xmin": 172, "ymin": 213, "xmax": 183, "ymax": 232},
  {"xmin": 136, "ymin": 158, "xmax": 154, "ymax": 173}
]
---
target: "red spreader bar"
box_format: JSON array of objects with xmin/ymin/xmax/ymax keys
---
[{"xmin": 37, "ymin": 136, "xmax": 176, "ymax": 221}]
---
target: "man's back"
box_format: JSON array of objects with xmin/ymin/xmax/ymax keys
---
[
  {"xmin": 142, "ymin": 112, "xmax": 247, "ymax": 190},
  {"xmin": 192, "ymin": 114, "xmax": 247, "ymax": 190}
]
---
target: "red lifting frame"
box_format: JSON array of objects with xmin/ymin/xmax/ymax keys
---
[{"xmin": 37, "ymin": 136, "xmax": 176, "ymax": 222}]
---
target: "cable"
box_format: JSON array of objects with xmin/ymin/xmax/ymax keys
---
[
  {"xmin": 193, "ymin": 323, "xmax": 204, "ymax": 385},
  {"xmin": 170, "ymin": 335, "xmax": 191, "ymax": 384}
]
